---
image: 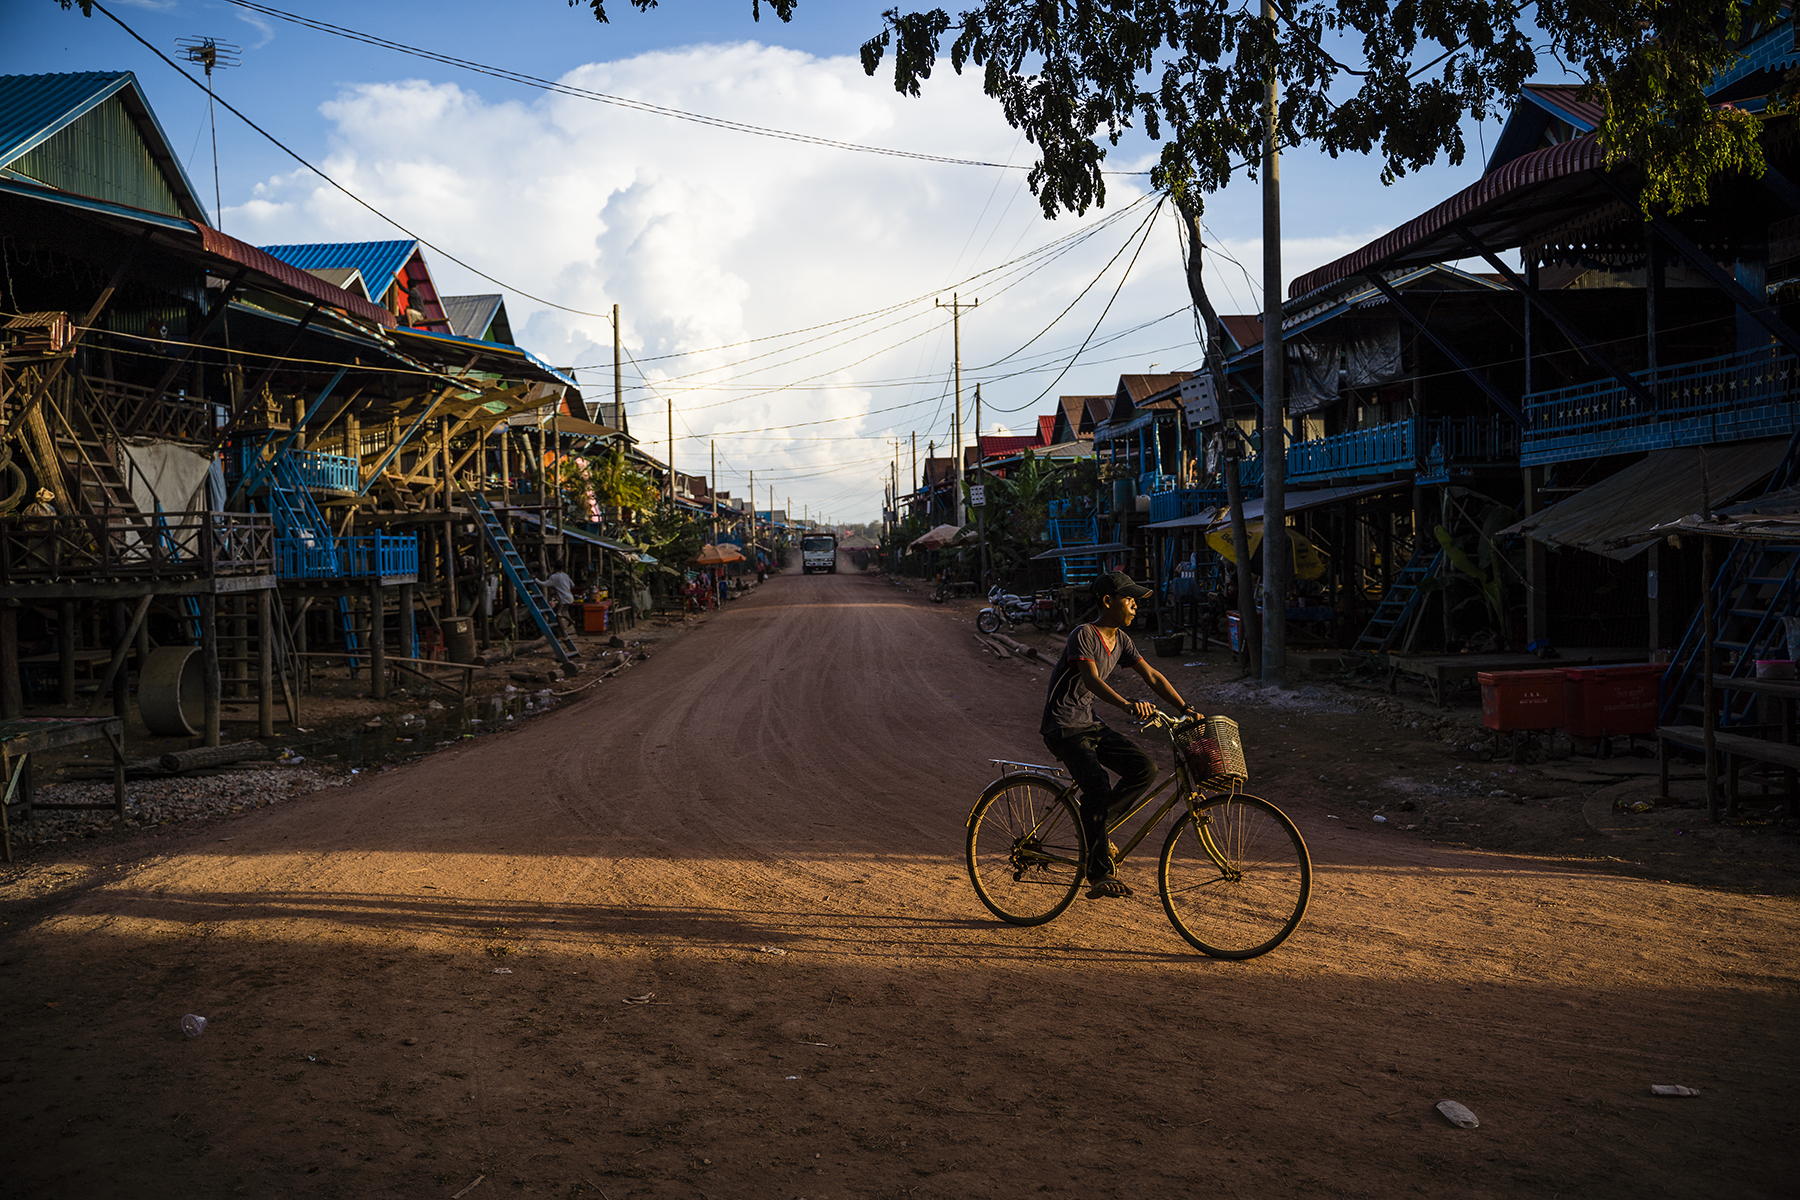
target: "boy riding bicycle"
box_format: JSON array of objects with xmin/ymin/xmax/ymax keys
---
[{"xmin": 1040, "ymin": 571, "xmax": 1203, "ymax": 899}]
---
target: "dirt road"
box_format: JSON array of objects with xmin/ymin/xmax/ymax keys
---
[{"xmin": 3, "ymin": 569, "xmax": 1795, "ymax": 1198}]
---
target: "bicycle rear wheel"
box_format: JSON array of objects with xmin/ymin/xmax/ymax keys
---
[
  {"xmin": 967, "ymin": 774, "xmax": 1086, "ymax": 925},
  {"xmin": 1158, "ymin": 793, "xmax": 1310, "ymax": 959}
]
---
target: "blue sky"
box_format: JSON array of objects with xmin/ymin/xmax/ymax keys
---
[{"xmin": 6, "ymin": 0, "xmax": 1533, "ymax": 522}]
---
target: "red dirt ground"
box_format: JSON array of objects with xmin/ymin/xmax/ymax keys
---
[{"xmin": 2, "ymin": 568, "xmax": 1795, "ymax": 1199}]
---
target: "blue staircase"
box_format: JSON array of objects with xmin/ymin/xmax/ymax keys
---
[
  {"xmin": 1353, "ymin": 545, "xmax": 1443, "ymax": 653},
  {"xmin": 1052, "ymin": 515, "xmax": 1103, "ymax": 589},
  {"xmin": 338, "ymin": 596, "xmax": 363, "ymax": 678},
  {"xmin": 464, "ymin": 492, "xmax": 579, "ymax": 667},
  {"xmin": 1660, "ymin": 433, "xmax": 1800, "ymax": 724}
]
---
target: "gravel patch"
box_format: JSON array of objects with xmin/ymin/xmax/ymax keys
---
[{"xmin": 5, "ymin": 766, "xmax": 346, "ymax": 855}]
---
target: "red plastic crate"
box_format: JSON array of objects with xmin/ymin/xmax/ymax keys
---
[
  {"xmin": 1478, "ymin": 669, "xmax": 1568, "ymax": 731},
  {"xmin": 1561, "ymin": 664, "xmax": 1662, "ymax": 738}
]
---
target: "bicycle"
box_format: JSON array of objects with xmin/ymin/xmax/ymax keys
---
[{"xmin": 964, "ymin": 711, "xmax": 1312, "ymax": 959}]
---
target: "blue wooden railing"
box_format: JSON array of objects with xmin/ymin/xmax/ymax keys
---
[
  {"xmin": 1523, "ymin": 346, "xmax": 1800, "ymax": 465},
  {"xmin": 231, "ymin": 445, "xmax": 359, "ymax": 493},
  {"xmin": 1286, "ymin": 418, "xmax": 1417, "ymax": 482},
  {"xmin": 1149, "ymin": 488, "xmax": 1215, "ymax": 523},
  {"xmin": 276, "ymin": 532, "xmax": 417, "ymax": 581}
]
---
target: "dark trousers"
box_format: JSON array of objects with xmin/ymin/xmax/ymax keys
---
[{"xmin": 1043, "ymin": 723, "xmax": 1158, "ymax": 873}]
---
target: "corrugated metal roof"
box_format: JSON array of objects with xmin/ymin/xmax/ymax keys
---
[
  {"xmin": 0, "ymin": 70, "xmax": 209, "ymax": 224},
  {"xmin": 260, "ymin": 239, "xmax": 419, "ymax": 293},
  {"xmin": 198, "ymin": 225, "xmax": 399, "ymax": 328},
  {"xmin": 1502, "ymin": 440, "xmax": 1790, "ymax": 560},
  {"xmin": 1, "ymin": 71, "xmax": 133, "ymax": 166},
  {"xmin": 443, "ymin": 294, "xmax": 503, "ymax": 339},
  {"xmin": 1289, "ymin": 134, "xmax": 1609, "ymax": 299}
]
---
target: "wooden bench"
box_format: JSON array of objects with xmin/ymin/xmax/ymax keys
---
[{"xmin": 1657, "ymin": 724, "xmax": 1800, "ymax": 817}]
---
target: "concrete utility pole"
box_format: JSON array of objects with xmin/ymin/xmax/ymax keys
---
[
  {"xmin": 1260, "ymin": 0, "xmax": 1289, "ymax": 686},
  {"xmin": 910, "ymin": 431, "xmax": 917, "ymax": 508},
  {"xmin": 748, "ymin": 468, "xmax": 755, "ymax": 547},
  {"xmin": 936, "ymin": 293, "xmax": 978, "ymax": 527}
]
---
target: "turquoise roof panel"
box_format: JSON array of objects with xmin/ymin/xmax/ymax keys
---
[{"xmin": 259, "ymin": 240, "xmax": 419, "ymax": 292}]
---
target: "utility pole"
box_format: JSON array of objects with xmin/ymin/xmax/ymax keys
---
[
  {"xmin": 748, "ymin": 467, "xmax": 755, "ymax": 549},
  {"xmin": 974, "ymin": 383, "xmax": 988, "ymax": 589},
  {"xmin": 936, "ymin": 293, "xmax": 978, "ymax": 527},
  {"xmin": 1260, "ymin": 0, "xmax": 1289, "ymax": 686},
  {"xmin": 910, "ymin": 431, "xmax": 917, "ymax": 513},
  {"xmin": 666, "ymin": 397, "xmax": 675, "ymax": 506},
  {"xmin": 612, "ymin": 303, "xmax": 623, "ymax": 433},
  {"xmin": 710, "ymin": 439, "xmax": 718, "ymax": 544}
]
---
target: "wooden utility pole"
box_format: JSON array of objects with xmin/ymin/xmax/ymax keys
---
[
  {"xmin": 667, "ymin": 398, "xmax": 675, "ymax": 506},
  {"xmin": 613, "ymin": 303, "xmax": 623, "ymax": 430},
  {"xmin": 1260, "ymin": 0, "xmax": 1288, "ymax": 684},
  {"xmin": 936, "ymin": 294, "xmax": 978, "ymax": 527},
  {"xmin": 974, "ymin": 383, "xmax": 988, "ymax": 589},
  {"xmin": 710, "ymin": 439, "xmax": 718, "ymax": 542}
]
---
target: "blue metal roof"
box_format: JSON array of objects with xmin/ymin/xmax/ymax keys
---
[
  {"xmin": 0, "ymin": 70, "xmax": 209, "ymax": 224},
  {"xmin": 259, "ymin": 240, "xmax": 419, "ymax": 293}
]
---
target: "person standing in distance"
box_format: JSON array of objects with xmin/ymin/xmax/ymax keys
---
[{"xmin": 1040, "ymin": 571, "xmax": 1202, "ymax": 898}]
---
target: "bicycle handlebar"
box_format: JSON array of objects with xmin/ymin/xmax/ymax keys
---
[{"xmin": 1138, "ymin": 709, "xmax": 1205, "ymax": 735}]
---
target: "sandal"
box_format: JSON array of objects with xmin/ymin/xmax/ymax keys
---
[{"xmin": 1085, "ymin": 873, "xmax": 1133, "ymax": 899}]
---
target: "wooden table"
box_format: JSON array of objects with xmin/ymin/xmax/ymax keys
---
[
  {"xmin": 0, "ymin": 716, "xmax": 127, "ymax": 863},
  {"xmin": 1386, "ymin": 648, "xmax": 1650, "ymax": 707}
]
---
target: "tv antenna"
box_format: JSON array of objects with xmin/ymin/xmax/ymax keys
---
[{"xmin": 175, "ymin": 36, "xmax": 240, "ymax": 231}]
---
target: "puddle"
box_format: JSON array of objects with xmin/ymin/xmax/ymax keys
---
[{"xmin": 303, "ymin": 688, "xmax": 561, "ymax": 769}]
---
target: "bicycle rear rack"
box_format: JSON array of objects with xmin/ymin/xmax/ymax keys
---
[{"xmin": 989, "ymin": 758, "xmax": 1070, "ymax": 781}]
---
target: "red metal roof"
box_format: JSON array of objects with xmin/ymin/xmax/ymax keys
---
[
  {"xmin": 197, "ymin": 225, "xmax": 398, "ymax": 329},
  {"xmin": 1289, "ymin": 133, "xmax": 1609, "ymax": 299}
]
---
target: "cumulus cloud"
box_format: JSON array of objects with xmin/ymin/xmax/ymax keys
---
[{"xmin": 227, "ymin": 41, "xmax": 1397, "ymax": 521}]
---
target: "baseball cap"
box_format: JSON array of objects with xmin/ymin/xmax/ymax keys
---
[{"xmin": 1090, "ymin": 570, "xmax": 1152, "ymax": 600}]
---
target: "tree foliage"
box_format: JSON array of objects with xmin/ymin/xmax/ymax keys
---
[{"xmin": 558, "ymin": 0, "xmax": 1790, "ymax": 218}]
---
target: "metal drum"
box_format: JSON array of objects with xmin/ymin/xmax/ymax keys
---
[{"xmin": 139, "ymin": 645, "xmax": 205, "ymax": 736}]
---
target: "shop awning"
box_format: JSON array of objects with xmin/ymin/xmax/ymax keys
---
[
  {"xmin": 1500, "ymin": 440, "xmax": 1790, "ymax": 560},
  {"xmin": 1031, "ymin": 542, "xmax": 1134, "ymax": 560},
  {"xmin": 1144, "ymin": 480, "xmax": 1407, "ymax": 530},
  {"xmin": 514, "ymin": 512, "xmax": 645, "ymax": 558}
]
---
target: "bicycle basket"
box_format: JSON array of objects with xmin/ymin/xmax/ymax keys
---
[{"xmin": 1178, "ymin": 715, "xmax": 1248, "ymax": 786}]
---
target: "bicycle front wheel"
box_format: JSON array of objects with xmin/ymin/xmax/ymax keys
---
[
  {"xmin": 967, "ymin": 774, "xmax": 1087, "ymax": 926},
  {"xmin": 1159, "ymin": 793, "xmax": 1310, "ymax": 959}
]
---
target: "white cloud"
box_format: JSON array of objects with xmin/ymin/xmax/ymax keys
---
[{"xmin": 226, "ymin": 41, "xmax": 1398, "ymax": 522}]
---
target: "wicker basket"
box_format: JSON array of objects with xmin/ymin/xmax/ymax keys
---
[{"xmin": 1178, "ymin": 715, "xmax": 1247, "ymax": 786}]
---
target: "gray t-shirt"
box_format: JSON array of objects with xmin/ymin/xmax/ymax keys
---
[{"xmin": 1040, "ymin": 623, "xmax": 1143, "ymax": 736}]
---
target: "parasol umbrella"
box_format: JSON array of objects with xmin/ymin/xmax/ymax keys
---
[
  {"xmin": 692, "ymin": 543, "xmax": 740, "ymax": 567},
  {"xmin": 1205, "ymin": 521, "xmax": 1329, "ymax": 581},
  {"xmin": 909, "ymin": 523, "xmax": 972, "ymax": 552}
]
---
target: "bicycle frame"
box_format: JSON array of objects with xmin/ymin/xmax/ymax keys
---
[{"xmin": 979, "ymin": 747, "xmax": 1243, "ymax": 882}]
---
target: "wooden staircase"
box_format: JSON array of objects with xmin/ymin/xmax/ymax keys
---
[{"xmin": 1353, "ymin": 545, "xmax": 1443, "ymax": 654}]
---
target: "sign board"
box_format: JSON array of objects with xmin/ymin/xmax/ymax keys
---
[
  {"xmin": 1180, "ymin": 374, "xmax": 1221, "ymax": 428},
  {"xmin": 968, "ymin": 484, "xmax": 987, "ymax": 507}
]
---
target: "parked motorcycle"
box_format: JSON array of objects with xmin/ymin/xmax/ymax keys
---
[{"xmin": 977, "ymin": 585, "xmax": 1058, "ymax": 634}]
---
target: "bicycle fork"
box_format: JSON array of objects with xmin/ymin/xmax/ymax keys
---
[{"xmin": 1183, "ymin": 801, "xmax": 1242, "ymax": 882}]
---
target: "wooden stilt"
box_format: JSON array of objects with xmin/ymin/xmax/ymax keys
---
[
  {"xmin": 257, "ymin": 587, "xmax": 275, "ymax": 738},
  {"xmin": 0, "ymin": 605, "xmax": 21, "ymax": 719},
  {"xmin": 399, "ymin": 582, "xmax": 416, "ymax": 661},
  {"xmin": 201, "ymin": 593, "xmax": 221, "ymax": 747},
  {"xmin": 110, "ymin": 600, "xmax": 128, "ymax": 718},
  {"xmin": 370, "ymin": 580, "xmax": 388, "ymax": 700},
  {"xmin": 58, "ymin": 600, "xmax": 75, "ymax": 708}
]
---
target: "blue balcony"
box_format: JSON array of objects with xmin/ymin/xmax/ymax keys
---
[
  {"xmin": 1523, "ymin": 346, "xmax": 1800, "ymax": 466},
  {"xmin": 231, "ymin": 444, "xmax": 360, "ymax": 493},
  {"xmin": 1238, "ymin": 454, "xmax": 1264, "ymax": 495},
  {"xmin": 275, "ymin": 532, "xmax": 418, "ymax": 581},
  {"xmin": 1286, "ymin": 419, "xmax": 1417, "ymax": 483},
  {"xmin": 1139, "ymin": 471, "xmax": 1176, "ymax": 496},
  {"xmin": 1149, "ymin": 488, "xmax": 1215, "ymax": 523},
  {"xmin": 1418, "ymin": 416, "xmax": 1521, "ymax": 483}
]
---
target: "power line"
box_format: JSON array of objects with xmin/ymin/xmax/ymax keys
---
[
  {"xmin": 94, "ymin": 2, "xmax": 618, "ymax": 322},
  {"xmin": 219, "ymin": 0, "xmax": 1154, "ymax": 177}
]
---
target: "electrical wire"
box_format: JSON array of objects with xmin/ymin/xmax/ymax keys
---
[
  {"xmin": 219, "ymin": 0, "xmax": 1154, "ymax": 176},
  {"xmin": 94, "ymin": 2, "xmax": 618, "ymax": 321}
]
